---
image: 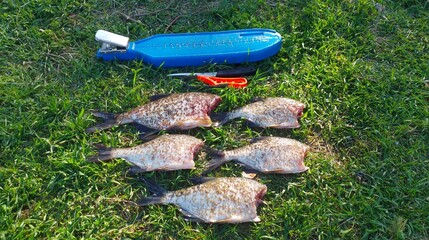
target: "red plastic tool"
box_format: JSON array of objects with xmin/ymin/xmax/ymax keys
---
[
  {"xmin": 195, "ymin": 75, "xmax": 248, "ymax": 88},
  {"xmin": 167, "ymin": 67, "xmax": 255, "ymax": 88}
]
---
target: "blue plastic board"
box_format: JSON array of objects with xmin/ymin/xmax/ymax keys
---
[{"xmin": 96, "ymin": 29, "xmax": 282, "ymax": 68}]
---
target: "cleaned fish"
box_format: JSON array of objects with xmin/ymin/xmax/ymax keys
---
[
  {"xmin": 212, "ymin": 97, "xmax": 305, "ymax": 128},
  {"xmin": 203, "ymin": 137, "xmax": 309, "ymax": 174},
  {"xmin": 86, "ymin": 92, "xmax": 221, "ymax": 134},
  {"xmin": 138, "ymin": 177, "xmax": 267, "ymax": 223},
  {"xmin": 87, "ymin": 134, "xmax": 204, "ymax": 173}
]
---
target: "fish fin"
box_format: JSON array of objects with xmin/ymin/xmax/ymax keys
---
[
  {"xmin": 241, "ymin": 165, "xmax": 262, "ymax": 174},
  {"xmin": 87, "ymin": 144, "xmax": 114, "ymax": 162},
  {"xmin": 183, "ymin": 215, "xmax": 206, "ymax": 223},
  {"xmin": 137, "ymin": 177, "xmax": 168, "ymax": 206},
  {"xmin": 137, "ymin": 196, "xmax": 164, "ymax": 206},
  {"xmin": 202, "ymin": 148, "xmax": 229, "ymax": 175},
  {"xmin": 250, "ymin": 97, "xmax": 264, "ymax": 103},
  {"xmin": 179, "ymin": 208, "xmax": 207, "ymax": 222},
  {"xmin": 127, "ymin": 166, "xmax": 148, "ymax": 175},
  {"xmin": 138, "ymin": 129, "xmax": 161, "ymax": 140},
  {"xmin": 198, "ymin": 115, "xmax": 213, "ymax": 127},
  {"xmin": 202, "ymin": 146, "xmax": 224, "ymax": 157},
  {"xmin": 243, "ymin": 120, "xmax": 263, "ymax": 128},
  {"xmin": 92, "ymin": 143, "xmax": 111, "ymax": 150},
  {"xmin": 269, "ymin": 122, "xmax": 300, "ymax": 129},
  {"xmin": 86, "ymin": 111, "xmax": 120, "ymax": 133},
  {"xmin": 249, "ymin": 137, "xmax": 269, "ymax": 144},
  {"xmin": 189, "ymin": 177, "xmax": 217, "ymax": 185},
  {"xmin": 129, "ymin": 123, "xmax": 159, "ymax": 136},
  {"xmin": 180, "ymin": 206, "xmax": 236, "ymax": 223},
  {"xmin": 138, "ymin": 177, "xmax": 167, "ymax": 196},
  {"xmin": 264, "ymin": 168, "xmax": 285, "ymax": 174},
  {"xmin": 209, "ymin": 112, "xmax": 229, "ymax": 126},
  {"xmin": 85, "ymin": 121, "xmax": 119, "ymax": 133},
  {"xmin": 215, "ymin": 217, "xmax": 238, "ymax": 223},
  {"xmin": 202, "ymin": 158, "xmax": 230, "ymax": 175},
  {"xmin": 149, "ymin": 94, "xmax": 172, "ymax": 102},
  {"xmin": 241, "ymin": 172, "xmax": 257, "ymax": 179},
  {"xmin": 90, "ymin": 111, "xmax": 117, "ymax": 120},
  {"xmin": 168, "ymin": 115, "xmax": 212, "ymax": 130},
  {"xmin": 136, "ymin": 134, "xmax": 160, "ymax": 143},
  {"xmin": 266, "ymin": 168, "xmax": 309, "ymax": 174}
]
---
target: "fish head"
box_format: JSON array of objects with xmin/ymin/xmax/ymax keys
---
[
  {"xmin": 180, "ymin": 136, "xmax": 205, "ymax": 169},
  {"xmin": 255, "ymin": 184, "xmax": 267, "ymax": 207},
  {"xmin": 239, "ymin": 178, "xmax": 268, "ymax": 207},
  {"xmin": 190, "ymin": 140, "xmax": 205, "ymax": 157},
  {"xmin": 281, "ymin": 98, "xmax": 305, "ymax": 117},
  {"xmin": 292, "ymin": 103, "xmax": 305, "ymax": 118},
  {"xmin": 272, "ymin": 98, "xmax": 306, "ymax": 128},
  {"xmin": 200, "ymin": 93, "xmax": 222, "ymax": 113},
  {"xmin": 303, "ymin": 144, "xmax": 310, "ymax": 156},
  {"xmin": 300, "ymin": 144, "xmax": 310, "ymax": 171}
]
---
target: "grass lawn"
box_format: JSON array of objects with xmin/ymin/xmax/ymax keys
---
[{"xmin": 1, "ymin": 0, "xmax": 428, "ymax": 239}]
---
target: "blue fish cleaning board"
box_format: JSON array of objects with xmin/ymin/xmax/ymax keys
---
[{"xmin": 95, "ymin": 29, "xmax": 282, "ymax": 68}]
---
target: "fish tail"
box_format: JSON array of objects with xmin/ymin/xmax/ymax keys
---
[
  {"xmin": 91, "ymin": 111, "xmax": 117, "ymax": 120},
  {"xmin": 86, "ymin": 111, "xmax": 120, "ymax": 133},
  {"xmin": 87, "ymin": 143, "xmax": 114, "ymax": 162},
  {"xmin": 137, "ymin": 196, "xmax": 164, "ymax": 206},
  {"xmin": 209, "ymin": 112, "xmax": 230, "ymax": 126},
  {"xmin": 137, "ymin": 177, "xmax": 167, "ymax": 206},
  {"xmin": 202, "ymin": 147, "xmax": 229, "ymax": 175},
  {"xmin": 139, "ymin": 177, "xmax": 167, "ymax": 196}
]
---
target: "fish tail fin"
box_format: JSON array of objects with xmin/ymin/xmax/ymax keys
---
[
  {"xmin": 190, "ymin": 176, "xmax": 217, "ymax": 184},
  {"xmin": 202, "ymin": 147, "xmax": 229, "ymax": 175},
  {"xmin": 91, "ymin": 111, "xmax": 117, "ymax": 120},
  {"xmin": 86, "ymin": 111, "xmax": 120, "ymax": 133},
  {"xmin": 137, "ymin": 196, "xmax": 164, "ymax": 206},
  {"xmin": 209, "ymin": 112, "xmax": 230, "ymax": 127},
  {"xmin": 137, "ymin": 177, "xmax": 167, "ymax": 206},
  {"xmin": 139, "ymin": 177, "xmax": 167, "ymax": 196},
  {"xmin": 87, "ymin": 143, "xmax": 114, "ymax": 162}
]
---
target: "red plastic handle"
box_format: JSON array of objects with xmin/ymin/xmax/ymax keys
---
[{"xmin": 196, "ymin": 75, "xmax": 248, "ymax": 88}]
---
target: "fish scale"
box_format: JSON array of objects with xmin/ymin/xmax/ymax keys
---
[
  {"xmin": 123, "ymin": 94, "xmax": 215, "ymax": 128},
  {"xmin": 87, "ymin": 134, "xmax": 204, "ymax": 172},
  {"xmin": 213, "ymin": 97, "xmax": 305, "ymax": 128},
  {"xmin": 204, "ymin": 137, "xmax": 309, "ymax": 174},
  {"xmin": 139, "ymin": 177, "xmax": 267, "ymax": 223},
  {"xmin": 86, "ymin": 92, "xmax": 221, "ymax": 134}
]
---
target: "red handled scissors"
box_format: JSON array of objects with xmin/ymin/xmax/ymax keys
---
[{"xmin": 167, "ymin": 67, "xmax": 256, "ymax": 88}]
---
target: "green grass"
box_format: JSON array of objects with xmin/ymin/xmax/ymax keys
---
[{"xmin": 1, "ymin": 0, "xmax": 428, "ymax": 239}]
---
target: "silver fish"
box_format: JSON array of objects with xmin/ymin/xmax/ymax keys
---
[
  {"xmin": 204, "ymin": 137, "xmax": 309, "ymax": 174},
  {"xmin": 87, "ymin": 134, "xmax": 204, "ymax": 173},
  {"xmin": 212, "ymin": 97, "xmax": 305, "ymax": 128},
  {"xmin": 86, "ymin": 92, "xmax": 221, "ymax": 134},
  {"xmin": 138, "ymin": 177, "xmax": 267, "ymax": 223}
]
